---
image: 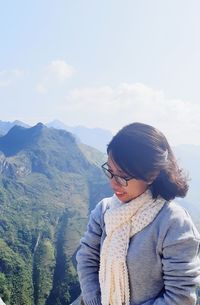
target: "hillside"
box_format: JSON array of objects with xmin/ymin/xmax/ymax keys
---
[{"xmin": 0, "ymin": 123, "xmax": 111, "ymax": 305}]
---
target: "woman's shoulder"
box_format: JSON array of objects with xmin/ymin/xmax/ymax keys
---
[
  {"xmin": 161, "ymin": 200, "xmax": 195, "ymax": 222},
  {"xmin": 156, "ymin": 200, "xmax": 200, "ymax": 240},
  {"xmin": 89, "ymin": 195, "xmax": 114, "ymax": 226},
  {"xmin": 92, "ymin": 195, "xmax": 116, "ymax": 213}
]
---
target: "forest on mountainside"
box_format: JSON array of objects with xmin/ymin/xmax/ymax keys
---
[{"xmin": 0, "ymin": 123, "xmax": 111, "ymax": 305}]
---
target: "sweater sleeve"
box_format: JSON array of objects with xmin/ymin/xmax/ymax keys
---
[
  {"xmin": 142, "ymin": 208, "xmax": 200, "ymax": 305},
  {"xmin": 76, "ymin": 201, "xmax": 104, "ymax": 305}
]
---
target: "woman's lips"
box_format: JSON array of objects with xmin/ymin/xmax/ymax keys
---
[{"xmin": 114, "ymin": 190, "xmax": 126, "ymax": 196}]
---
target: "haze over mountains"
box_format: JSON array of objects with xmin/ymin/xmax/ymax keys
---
[{"xmin": 46, "ymin": 120, "xmax": 113, "ymax": 153}]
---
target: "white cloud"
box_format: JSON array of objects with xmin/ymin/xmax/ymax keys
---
[
  {"xmin": 35, "ymin": 83, "xmax": 48, "ymax": 94},
  {"xmin": 45, "ymin": 60, "xmax": 75, "ymax": 81},
  {"xmin": 0, "ymin": 69, "xmax": 25, "ymax": 87},
  {"xmin": 60, "ymin": 82, "xmax": 200, "ymax": 145},
  {"xmin": 36, "ymin": 60, "xmax": 75, "ymax": 94}
]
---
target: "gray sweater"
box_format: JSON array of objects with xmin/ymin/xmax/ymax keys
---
[{"xmin": 76, "ymin": 197, "xmax": 200, "ymax": 305}]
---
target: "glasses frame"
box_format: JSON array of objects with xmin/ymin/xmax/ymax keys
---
[{"xmin": 101, "ymin": 162, "xmax": 136, "ymax": 187}]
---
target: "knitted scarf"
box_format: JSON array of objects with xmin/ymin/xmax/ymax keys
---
[{"xmin": 99, "ymin": 189, "xmax": 165, "ymax": 305}]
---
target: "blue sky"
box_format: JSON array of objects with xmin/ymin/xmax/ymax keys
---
[{"xmin": 0, "ymin": 0, "xmax": 200, "ymax": 145}]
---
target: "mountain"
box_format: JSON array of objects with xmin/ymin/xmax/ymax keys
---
[
  {"xmin": 46, "ymin": 120, "xmax": 113, "ymax": 153},
  {"xmin": 0, "ymin": 123, "xmax": 112, "ymax": 305},
  {"xmin": 0, "ymin": 120, "xmax": 112, "ymax": 153},
  {"xmin": 0, "ymin": 120, "xmax": 30, "ymax": 136}
]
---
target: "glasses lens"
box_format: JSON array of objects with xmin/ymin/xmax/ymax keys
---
[
  {"xmin": 102, "ymin": 163, "xmax": 129, "ymax": 186},
  {"xmin": 102, "ymin": 167, "xmax": 112, "ymax": 179},
  {"xmin": 115, "ymin": 176, "xmax": 127, "ymax": 187}
]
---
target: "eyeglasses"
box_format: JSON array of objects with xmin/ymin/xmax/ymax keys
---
[{"xmin": 101, "ymin": 162, "xmax": 136, "ymax": 187}]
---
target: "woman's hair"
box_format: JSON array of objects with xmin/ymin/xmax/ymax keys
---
[{"xmin": 107, "ymin": 122, "xmax": 188, "ymax": 201}]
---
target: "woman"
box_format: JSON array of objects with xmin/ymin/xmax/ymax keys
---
[{"xmin": 76, "ymin": 122, "xmax": 200, "ymax": 305}]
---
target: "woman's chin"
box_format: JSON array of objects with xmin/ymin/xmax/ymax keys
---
[
  {"xmin": 115, "ymin": 190, "xmax": 146, "ymax": 203},
  {"xmin": 115, "ymin": 192, "xmax": 129, "ymax": 202}
]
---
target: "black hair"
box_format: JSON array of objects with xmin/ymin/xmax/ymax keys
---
[{"xmin": 107, "ymin": 122, "xmax": 188, "ymax": 201}]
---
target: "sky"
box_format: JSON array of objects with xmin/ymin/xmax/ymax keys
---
[{"xmin": 0, "ymin": 0, "xmax": 200, "ymax": 145}]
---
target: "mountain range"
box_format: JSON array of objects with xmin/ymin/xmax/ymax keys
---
[
  {"xmin": 0, "ymin": 123, "xmax": 111, "ymax": 305},
  {"xmin": 0, "ymin": 120, "xmax": 113, "ymax": 153}
]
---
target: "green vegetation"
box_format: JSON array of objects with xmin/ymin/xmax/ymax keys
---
[{"xmin": 0, "ymin": 124, "xmax": 111, "ymax": 305}]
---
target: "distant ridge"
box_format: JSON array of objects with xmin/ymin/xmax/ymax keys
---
[
  {"xmin": 47, "ymin": 119, "xmax": 113, "ymax": 152},
  {"xmin": 0, "ymin": 120, "xmax": 30, "ymax": 135}
]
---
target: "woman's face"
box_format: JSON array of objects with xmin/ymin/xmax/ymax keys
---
[{"xmin": 107, "ymin": 154, "xmax": 148, "ymax": 203}]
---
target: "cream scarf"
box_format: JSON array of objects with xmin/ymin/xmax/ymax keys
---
[{"xmin": 99, "ymin": 189, "xmax": 165, "ymax": 305}]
